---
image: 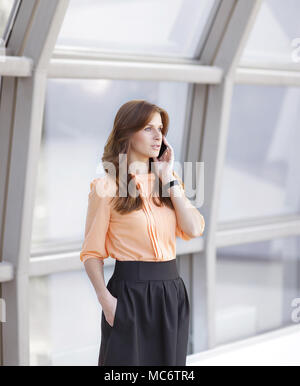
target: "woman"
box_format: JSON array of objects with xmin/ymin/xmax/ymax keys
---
[{"xmin": 80, "ymin": 100, "xmax": 205, "ymax": 366}]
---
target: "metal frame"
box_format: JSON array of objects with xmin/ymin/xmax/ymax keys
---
[
  {"xmin": 235, "ymin": 67, "xmax": 300, "ymax": 87},
  {"xmin": 0, "ymin": 56, "xmax": 32, "ymax": 76},
  {"xmin": 0, "ymin": 262, "xmax": 14, "ymax": 283},
  {"xmin": 48, "ymin": 58, "xmax": 222, "ymax": 83},
  {"xmin": 0, "ymin": 0, "xmax": 299, "ymax": 365},
  {"xmin": 0, "ymin": 0, "xmax": 70, "ymax": 365},
  {"xmin": 187, "ymin": 0, "xmax": 264, "ymax": 351}
]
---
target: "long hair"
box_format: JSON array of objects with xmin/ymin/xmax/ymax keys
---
[{"xmin": 102, "ymin": 99, "xmax": 184, "ymax": 215}]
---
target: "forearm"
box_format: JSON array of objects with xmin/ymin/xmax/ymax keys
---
[
  {"xmin": 83, "ymin": 258, "xmax": 111, "ymax": 307},
  {"xmin": 162, "ymin": 173, "xmax": 205, "ymax": 237}
]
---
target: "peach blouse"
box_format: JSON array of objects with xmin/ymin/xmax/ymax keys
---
[{"xmin": 79, "ymin": 171, "xmax": 205, "ymax": 264}]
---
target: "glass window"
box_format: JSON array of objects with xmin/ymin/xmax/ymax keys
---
[
  {"xmin": 29, "ymin": 265, "xmax": 115, "ymax": 365},
  {"xmin": 31, "ymin": 78, "xmax": 191, "ymax": 256},
  {"xmin": 56, "ymin": 0, "xmax": 218, "ymax": 59},
  {"xmin": 241, "ymin": 0, "xmax": 300, "ymax": 67},
  {"xmin": 0, "ymin": 0, "xmax": 17, "ymax": 40},
  {"xmin": 219, "ymin": 84, "xmax": 300, "ymax": 222},
  {"xmin": 216, "ymin": 236, "xmax": 300, "ymax": 346}
]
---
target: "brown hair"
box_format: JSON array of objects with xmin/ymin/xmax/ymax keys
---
[{"xmin": 101, "ymin": 99, "xmax": 184, "ymax": 214}]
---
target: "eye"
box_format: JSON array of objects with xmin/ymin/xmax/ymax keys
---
[{"xmin": 144, "ymin": 126, "xmax": 163, "ymax": 131}]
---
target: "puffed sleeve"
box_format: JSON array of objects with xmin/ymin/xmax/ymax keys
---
[
  {"xmin": 172, "ymin": 171, "xmax": 205, "ymax": 240},
  {"xmin": 79, "ymin": 177, "xmax": 111, "ymax": 264}
]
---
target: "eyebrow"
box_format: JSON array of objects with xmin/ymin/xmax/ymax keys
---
[{"xmin": 147, "ymin": 123, "xmax": 163, "ymax": 128}]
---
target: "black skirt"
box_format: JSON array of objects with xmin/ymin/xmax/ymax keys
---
[{"xmin": 98, "ymin": 259, "xmax": 190, "ymax": 366}]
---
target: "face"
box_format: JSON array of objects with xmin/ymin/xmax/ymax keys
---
[{"xmin": 128, "ymin": 112, "xmax": 163, "ymax": 163}]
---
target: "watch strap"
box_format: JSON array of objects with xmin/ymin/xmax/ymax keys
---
[{"xmin": 162, "ymin": 179, "xmax": 179, "ymax": 196}]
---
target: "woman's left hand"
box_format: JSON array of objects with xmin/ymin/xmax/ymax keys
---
[{"xmin": 153, "ymin": 135, "xmax": 174, "ymax": 180}]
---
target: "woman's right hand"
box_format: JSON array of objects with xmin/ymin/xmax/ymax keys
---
[{"xmin": 100, "ymin": 291, "xmax": 118, "ymax": 328}]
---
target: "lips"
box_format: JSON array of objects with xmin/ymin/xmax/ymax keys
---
[{"xmin": 152, "ymin": 145, "xmax": 160, "ymax": 149}]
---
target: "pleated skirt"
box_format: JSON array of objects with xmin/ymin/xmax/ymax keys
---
[{"xmin": 98, "ymin": 259, "xmax": 190, "ymax": 366}]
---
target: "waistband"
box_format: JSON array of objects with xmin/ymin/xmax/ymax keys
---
[{"xmin": 111, "ymin": 259, "xmax": 179, "ymax": 281}]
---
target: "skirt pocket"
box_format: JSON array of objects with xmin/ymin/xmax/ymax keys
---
[
  {"xmin": 103, "ymin": 278, "xmax": 122, "ymax": 330},
  {"xmin": 104, "ymin": 295, "xmax": 121, "ymax": 329}
]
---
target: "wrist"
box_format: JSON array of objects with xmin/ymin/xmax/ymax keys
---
[
  {"xmin": 161, "ymin": 172, "xmax": 175, "ymax": 185},
  {"xmin": 97, "ymin": 288, "xmax": 111, "ymax": 304},
  {"xmin": 162, "ymin": 179, "xmax": 181, "ymax": 198}
]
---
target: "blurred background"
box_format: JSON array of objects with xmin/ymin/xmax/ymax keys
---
[{"xmin": 0, "ymin": 0, "xmax": 299, "ymax": 366}]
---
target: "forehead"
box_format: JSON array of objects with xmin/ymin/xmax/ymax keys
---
[{"xmin": 147, "ymin": 113, "xmax": 163, "ymax": 126}]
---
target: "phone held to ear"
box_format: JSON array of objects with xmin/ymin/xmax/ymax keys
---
[{"xmin": 158, "ymin": 141, "xmax": 168, "ymax": 159}]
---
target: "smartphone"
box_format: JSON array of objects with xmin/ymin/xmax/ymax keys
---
[{"xmin": 158, "ymin": 141, "xmax": 168, "ymax": 159}]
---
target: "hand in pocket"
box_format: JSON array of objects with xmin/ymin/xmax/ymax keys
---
[{"xmin": 102, "ymin": 293, "xmax": 118, "ymax": 328}]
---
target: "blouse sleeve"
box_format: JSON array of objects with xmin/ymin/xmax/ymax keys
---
[
  {"xmin": 175, "ymin": 185, "xmax": 193, "ymax": 240},
  {"xmin": 79, "ymin": 177, "xmax": 111, "ymax": 264},
  {"xmin": 173, "ymin": 171, "xmax": 205, "ymax": 241}
]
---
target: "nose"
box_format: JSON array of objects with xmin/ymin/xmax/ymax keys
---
[{"xmin": 154, "ymin": 129, "xmax": 162, "ymax": 139}]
